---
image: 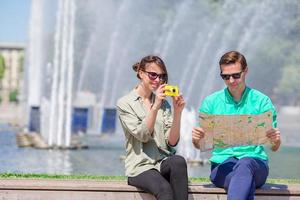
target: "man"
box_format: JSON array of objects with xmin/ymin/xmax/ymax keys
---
[{"xmin": 192, "ymin": 51, "xmax": 281, "ymax": 200}]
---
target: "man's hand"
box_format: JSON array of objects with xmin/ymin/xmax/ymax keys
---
[
  {"xmin": 192, "ymin": 127, "xmax": 205, "ymax": 149},
  {"xmin": 266, "ymin": 128, "xmax": 281, "ymax": 151}
]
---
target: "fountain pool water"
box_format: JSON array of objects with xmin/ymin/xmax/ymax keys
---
[
  {"xmin": 22, "ymin": 0, "xmax": 300, "ymax": 166},
  {"xmin": 1, "ymin": 108, "xmax": 300, "ymax": 178}
]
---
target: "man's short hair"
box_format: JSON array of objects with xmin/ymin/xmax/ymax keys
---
[{"xmin": 219, "ymin": 51, "xmax": 247, "ymax": 71}]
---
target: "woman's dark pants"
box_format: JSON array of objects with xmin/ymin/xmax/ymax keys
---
[{"xmin": 128, "ymin": 155, "xmax": 188, "ymax": 200}]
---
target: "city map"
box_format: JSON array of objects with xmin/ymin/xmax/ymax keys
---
[{"xmin": 198, "ymin": 111, "xmax": 273, "ymax": 151}]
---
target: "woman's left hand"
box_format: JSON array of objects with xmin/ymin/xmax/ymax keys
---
[{"xmin": 172, "ymin": 95, "xmax": 185, "ymax": 113}]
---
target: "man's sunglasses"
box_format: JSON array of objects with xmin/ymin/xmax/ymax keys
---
[
  {"xmin": 143, "ymin": 70, "xmax": 167, "ymax": 82},
  {"xmin": 220, "ymin": 71, "xmax": 243, "ymax": 80}
]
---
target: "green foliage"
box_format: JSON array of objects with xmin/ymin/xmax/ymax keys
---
[
  {"xmin": 0, "ymin": 54, "xmax": 5, "ymax": 80},
  {"xmin": 18, "ymin": 53, "xmax": 24, "ymax": 72},
  {"xmin": 274, "ymin": 45, "xmax": 300, "ymax": 105},
  {"xmin": 276, "ymin": 65, "xmax": 300, "ymax": 94},
  {"xmin": 244, "ymin": 0, "xmax": 300, "ymax": 105},
  {"xmin": 286, "ymin": 45, "xmax": 300, "ymax": 66},
  {"xmin": 247, "ymin": 37, "xmax": 290, "ymax": 96},
  {"xmin": 9, "ymin": 90, "xmax": 19, "ymax": 103}
]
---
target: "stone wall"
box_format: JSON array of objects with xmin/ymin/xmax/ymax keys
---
[{"xmin": 0, "ymin": 179, "xmax": 299, "ymax": 200}]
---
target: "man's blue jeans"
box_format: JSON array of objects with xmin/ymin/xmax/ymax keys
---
[{"xmin": 210, "ymin": 157, "xmax": 269, "ymax": 200}]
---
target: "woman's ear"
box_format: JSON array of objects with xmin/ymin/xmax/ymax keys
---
[
  {"xmin": 244, "ymin": 67, "xmax": 248, "ymax": 74},
  {"xmin": 138, "ymin": 70, "xmax": 143, "ymax": 79}
]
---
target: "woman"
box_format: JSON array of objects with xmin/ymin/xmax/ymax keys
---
[{"xmin": 116, "ymin": 55, "xmax": 188, "ymax": 200}]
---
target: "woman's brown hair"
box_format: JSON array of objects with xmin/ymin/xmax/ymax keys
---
[{"xmin": 132, "ymin": 55, "xmax": 168, "ymax": 83}]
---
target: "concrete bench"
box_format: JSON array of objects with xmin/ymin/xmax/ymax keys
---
[{"xmin": 0, "ymin": 179, "xmax": 300, "ymax": 199}]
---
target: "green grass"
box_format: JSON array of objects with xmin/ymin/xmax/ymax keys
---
[
  {"xmin": 190, "ymin": 177, "xmax": 300, "ymax": 184},
  {"xmin": 1, "ymin": 173, "xmax": 300, "ymax": 184},
  {"xmin": 189, "ymin": 177, "xmax": 210, "ymax": 183},
  {"xmin": 0, "ymin": 173, "xmax": 126, "ymax": 181},
  {"xmin": 266, "ymin": 178, "xmax": 300, "ymax": 184}
]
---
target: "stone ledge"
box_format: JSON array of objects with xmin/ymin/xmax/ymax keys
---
[{"xmin": 0, "ymin": 179, "xmax": 299, "ymax": 200}]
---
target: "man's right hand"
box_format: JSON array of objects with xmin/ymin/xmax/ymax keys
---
[{"xmin": 192, "ymin": 127, "xmax": 205, "ymax": 149}]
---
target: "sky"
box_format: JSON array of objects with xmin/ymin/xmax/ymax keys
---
[{"xmin": 0, "ymin": 0, "xmax": 31, "ymax": 43}]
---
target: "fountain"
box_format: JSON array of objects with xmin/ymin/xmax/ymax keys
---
[{"xmin": 23, "ymin": 0, "xmax": 299, "ymax": 161}]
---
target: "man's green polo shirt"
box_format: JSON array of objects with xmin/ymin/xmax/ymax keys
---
[{"xmin": 199, "ymin": 86, "xmax": 277, "ymax": 164}]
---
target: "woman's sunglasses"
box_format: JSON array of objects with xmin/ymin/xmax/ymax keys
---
[
  {"xmin": 143, "ymin": 70, "xmax": 167, "ymax": 82},
  {"xmin": 220, "ymin": 71, "xmax": 243, "ymax": 80}
]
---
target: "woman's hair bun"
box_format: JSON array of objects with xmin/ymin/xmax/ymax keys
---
[{"xmin": 132, "ymin": 62, "xmax": 140, "ymax": 72}]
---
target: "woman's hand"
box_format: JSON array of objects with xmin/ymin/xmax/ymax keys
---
[
  {"xmin": 266, "ymin": 128, "xmax": 281, "ymax": 151},
  {"xmin": 152, "ymin": 84, "xmax": 167, "ymax": 110},
  {"xmin": 172, "ymin": 95, "xmax": 185, "ymax": 113}
]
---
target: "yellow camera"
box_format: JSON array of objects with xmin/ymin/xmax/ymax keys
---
[{"xmin": 164, "ymin": 85, "xmax": 179, "ymax": 97}]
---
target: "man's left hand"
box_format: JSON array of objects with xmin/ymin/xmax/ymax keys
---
[{"xmin": 266, "ymin": 128, "xmax": 281, "ymax": 151}]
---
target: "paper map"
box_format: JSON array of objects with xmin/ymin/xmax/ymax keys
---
[{"xmin": 199, "ymin": 111, "xmax": 273, "ymax": 151}]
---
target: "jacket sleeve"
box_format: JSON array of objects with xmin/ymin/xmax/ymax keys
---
[
  {"xmin": 162, "ymin": 101, "xmax": 176, "ymax": 146},
  {"xmin": 116, "ymin": 100, "xmax": 152, "ymax": 143}
]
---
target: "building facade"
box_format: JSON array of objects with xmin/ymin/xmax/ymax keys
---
[{"xmin": 0, "ymin": 43, "xmax": 25, "ymax": 104}]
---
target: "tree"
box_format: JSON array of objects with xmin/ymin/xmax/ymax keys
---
[
  {"xmin": 0, "ymin": 54, "xmax": 5, "ymax": 80},
  {"xmin": 9, "ymin": 90, "xmax": 19, "ymax": 103},
  {"xmin": 274, "ymin": 45, "xmax": 300, "ymax": 105}
]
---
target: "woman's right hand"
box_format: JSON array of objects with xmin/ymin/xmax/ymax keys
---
[
  {"xmin": 152, "ymin": 84, "xmax": 167, "ymax": 110},
  {"xmin": 192, "ymin": 127, "xmax": 205, "ymax": 147}
]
